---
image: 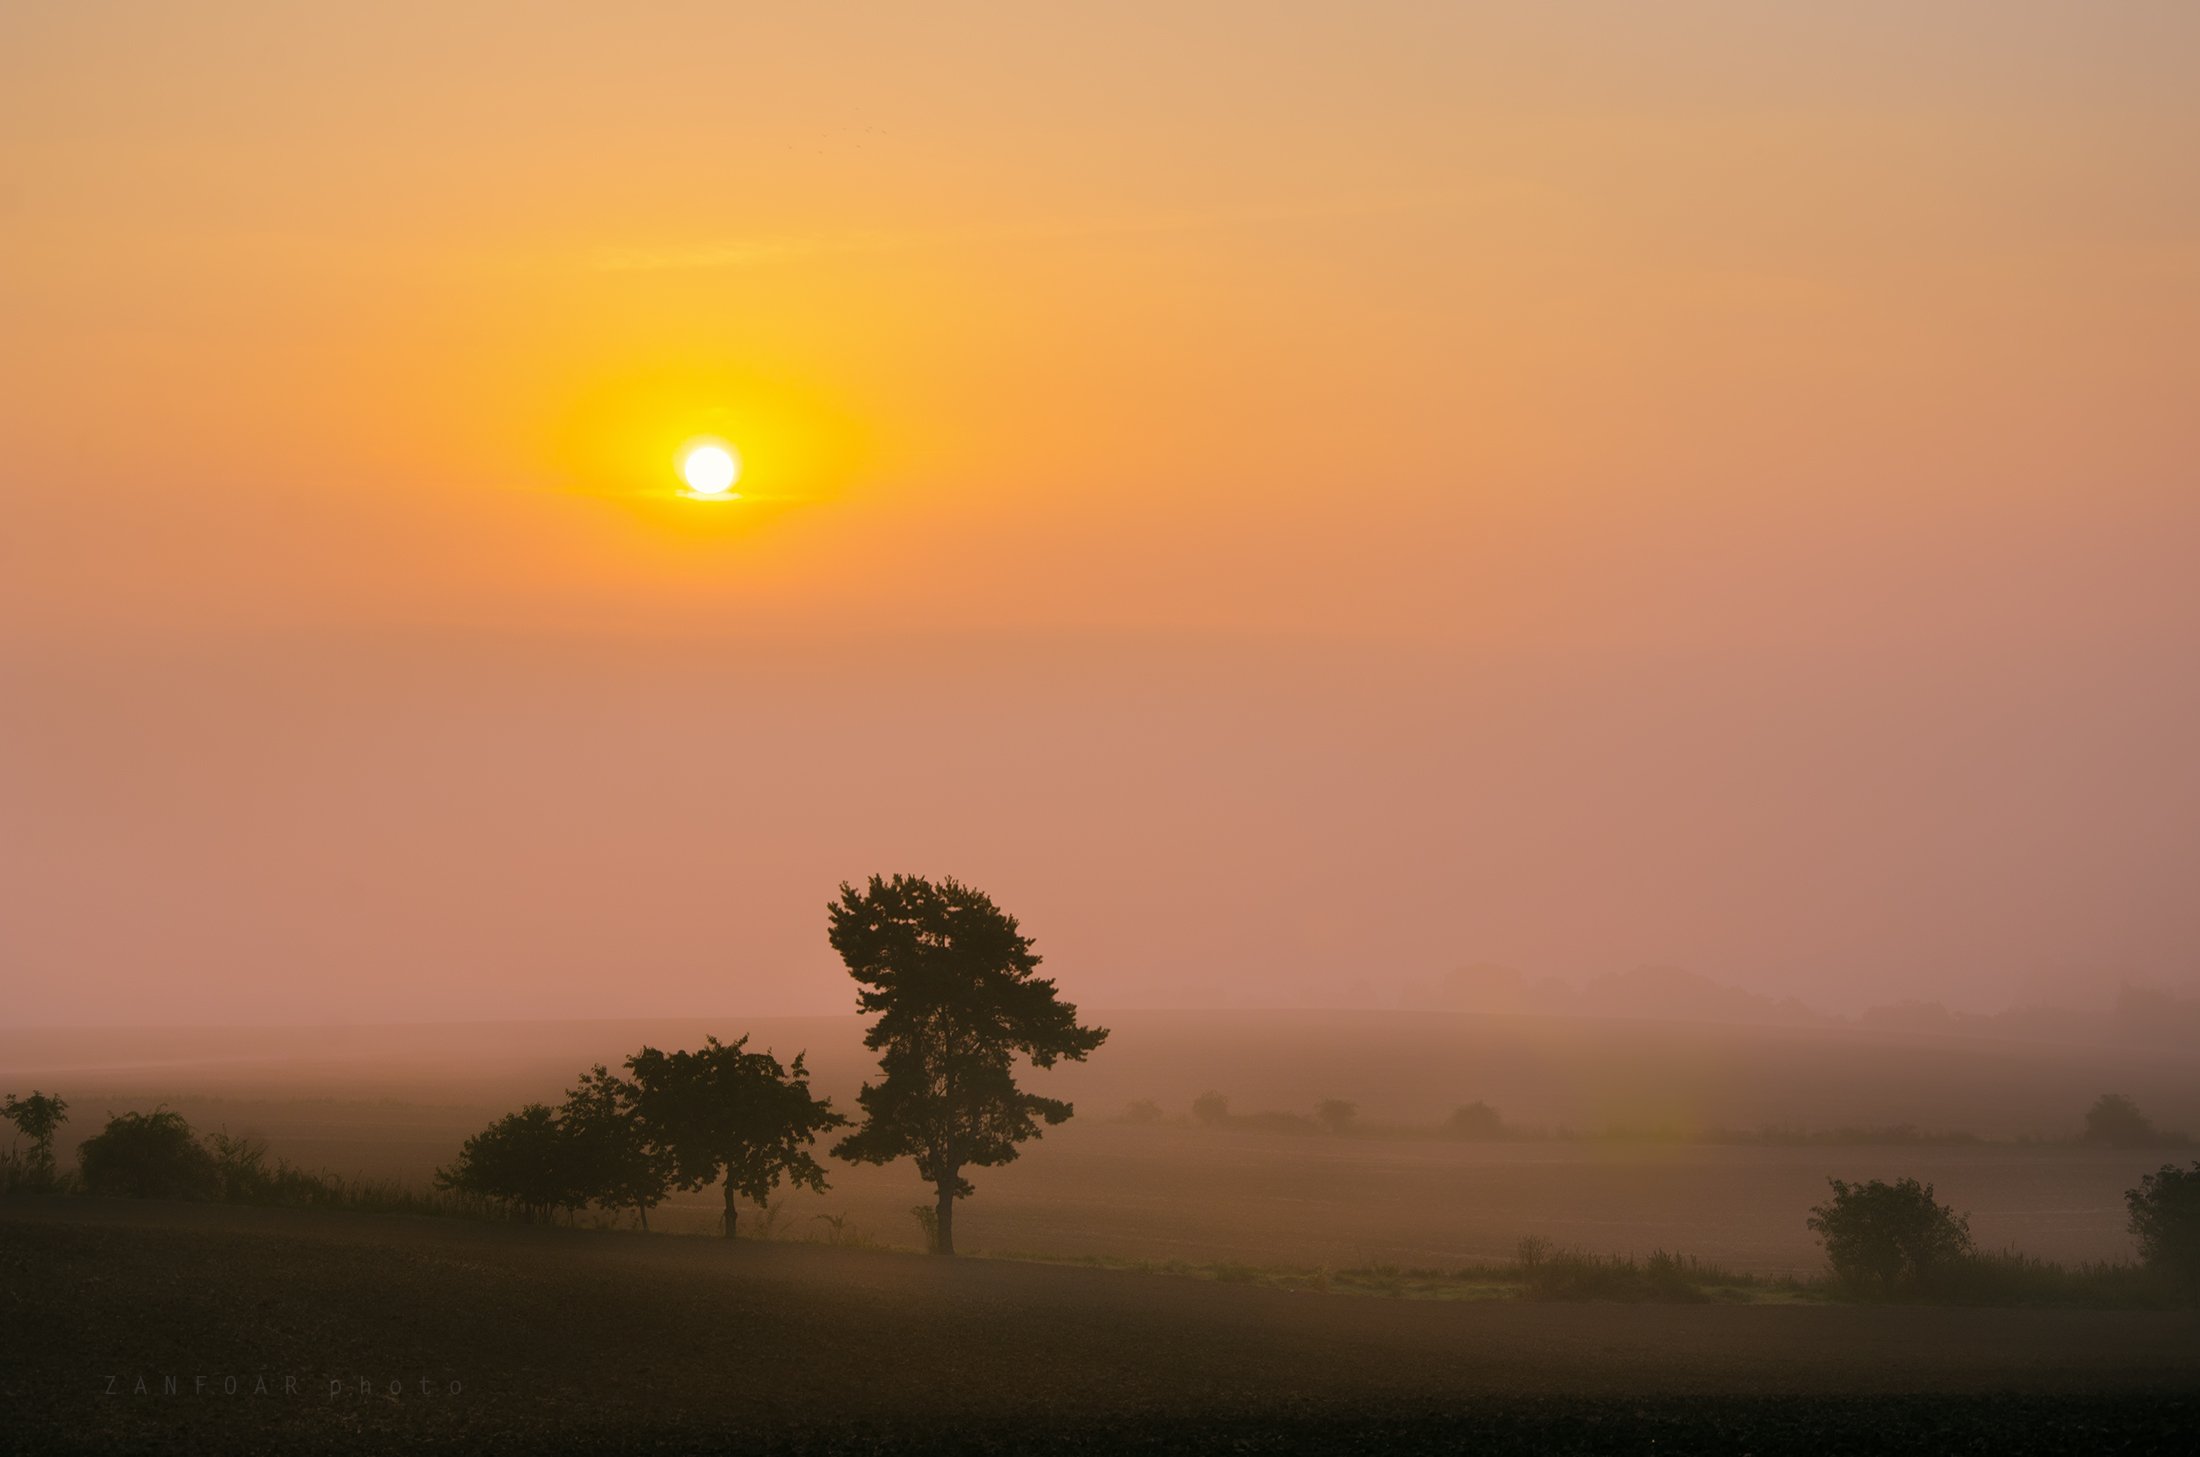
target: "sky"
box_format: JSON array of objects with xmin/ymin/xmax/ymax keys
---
[{"xmin": 3, "ymin": 2, "xmax": 2197, "ymax": 1025}]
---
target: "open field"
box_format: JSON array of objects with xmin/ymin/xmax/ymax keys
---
[{"xmin": 5, "ymin": 1198, "xmax": 2198, "ymax": 1455}]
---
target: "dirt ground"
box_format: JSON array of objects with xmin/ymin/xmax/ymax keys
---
[{"xmin": 4, "ymin": 1198, "xmax": 2196, "ymax": 1454}]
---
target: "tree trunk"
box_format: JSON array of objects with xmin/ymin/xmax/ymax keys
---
[
  {"xmin": 933, "ymin": 1182, "xmax": 956, "ymax": 1257},
  {"xmin": 637, "ymin": 1202, "xmax": 650, "ymax": 1233},
  {"xmin": 722, "ymin": 1181, "xmax": 738, "ymax": 1238}
]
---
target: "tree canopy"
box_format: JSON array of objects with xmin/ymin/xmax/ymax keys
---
[
  {"xmin": 828, "ymin": 873, "xmax": 1107, "ymax": 1254},
  {"xmin": 561, "ymin": 1064, "xmax": 674, "ymax": 1230},
  {"xmin": 436, "ymin": 1104, "xmax": 580, "ymax": 1222},
  {"xmin": 627, "ymin": 1036, "xmax": 844, "ymax": 1237}
]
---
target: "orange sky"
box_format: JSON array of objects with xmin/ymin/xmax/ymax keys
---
[{"xmin": 4, "ymin": 3, "xmax": 2198, "ymax": 1024}]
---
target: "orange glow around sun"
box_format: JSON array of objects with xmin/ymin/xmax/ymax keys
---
[{"xmin": 538, "ymin": 365, "xmax": 871, "ymax": 517}]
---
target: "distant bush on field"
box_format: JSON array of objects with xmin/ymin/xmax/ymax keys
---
[
  {"xmin": 2126, "ymin": 1162, "xmax": 2200, "ymax": 1299},
  {"xmin": 2083, "ymin": 1094, "xmax": 2190, "ymax": 1149},
  {"xmin": 1807, "ymin": 1177, "xmax": 1973, "ymax": 1294},
  {"xmin": 78, "ymin": 1111, "xmax": 219, "ymax": 1200},
  {"xmin": 1120, "ymin": 1099, "xmax": 1164, "ymax": 1125}
]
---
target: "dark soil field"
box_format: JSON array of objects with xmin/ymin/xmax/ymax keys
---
[{"xmin": 5, "ymin": 1199, "xmax": 2197, "ymax": 1455}]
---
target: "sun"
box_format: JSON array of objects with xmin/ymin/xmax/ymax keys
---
[{"xmin": 679, "ymin": 441, "xmax": 741, "ymax": 498}]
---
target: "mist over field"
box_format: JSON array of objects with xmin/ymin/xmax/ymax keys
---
[{"xmin": 9, "ymin": 1006, "xmax": 2196, "ymax": 1274}]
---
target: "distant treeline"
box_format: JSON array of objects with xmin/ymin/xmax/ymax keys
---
[{"xmin": 1120, "ymin": 1091, "xmax": 2194, "ymax": 1149}]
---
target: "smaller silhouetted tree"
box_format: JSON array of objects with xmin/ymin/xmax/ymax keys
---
[
  {"xmin": 1807, "ymin": 1177, "xmax": 1973, "ymax": 1294},
  {"xmin": 2083, "ymin": 1093, "xmax": 2178, "ymax": 1148},
  {"xmin": 3, "ymin": 1091, "xmax": 70, "ymax": 1186},
  {"xmin": 436, "ymin": 1104, "xmax": 581, "ymax": 1222},
  {"xmin": 1315, "ymin": 1099, "xmax": 1359, "ymax": 1134},
  {"xmin": 1191, "ymin": 1091, "xmax": 1231, "ymax": 1126},
  {"xmin": 561, "ymin": 1065, "xmax": 673, "ymax": 1230},
  {"xmin": 1122, "ymin": 1099, "xmax": 1164, "ymax": 1125},
  {"xmin": 627, "ymin": 1037, "xmax": 844, "ymax": 1238},
  {"xmin": 2126, "ymin": 1162, "xmax": 2200, "ymax": 1301},
  {"xmin": 78, "ymin": 1110, "xmax": 217, "ymax": 1200}
]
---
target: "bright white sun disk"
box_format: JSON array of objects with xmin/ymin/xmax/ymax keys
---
[{"xmin": 681, "ymin": 443, "xmax": 740, "ymax": 496}]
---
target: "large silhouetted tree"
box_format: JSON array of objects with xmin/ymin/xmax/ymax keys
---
[
  {"xmin": 626, "ymin": 1037, "xmax": 844, "ymax": 1238},
  {"xmin": 828, "ymin": 874, "xmax": 1108, "ymax": 1255}
]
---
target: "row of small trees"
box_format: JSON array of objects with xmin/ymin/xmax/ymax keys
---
[
  {"xmin": 439, "ymin": 875, "xmax": 1108, "ymax": 1254},
  {"xmin": 437, "ymin": 1039, "xmax": 842, "ymax": 1234},
  {"xmin": 4, "ymin": 876, "xmax": 1107, "ymax": 1259}
]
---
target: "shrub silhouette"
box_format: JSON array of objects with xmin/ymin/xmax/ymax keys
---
[
  {"xmin": 1191, "ymin": 1091, "xmax": 1231, "ymax": 1126},
  {"xmin": 2083, "ymin": 1093, "xmax": 2183, "ymax": 1148},
  {"xmin": 1121, "ymin": 1099, "xmax": 1164, "ymax": 1125},
  {"xmin": 78, "ymin": 1110, "xmax": 218, "ymax": 1200},
  {"xmin": 2126, "ymin": 1161, "xmax": 2200, "ymax": 1300},
  {"xmin": 828, "ymin": 874, "xmax": 1107, "ymax": 1256},
  {"xmin": 1807, "ymin": 1177, "xmax": 1973, "ymax": 1294}
]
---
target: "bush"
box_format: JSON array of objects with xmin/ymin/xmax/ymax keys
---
[
  {"xmin": 1314, "ymin": 1099, "xmax": 1358, "ymax": 1134},
  {"xmin": 78, "ymin": 1110, "xmax": 218, "ymax": 1200},
  {"xmin": 1807, "ymin": 1177, "xmax": 1973, "ymax": 1294},
  {"xmin": 1190, "ymin": 1091, "xmax": 1231, "ymax": 1126},
  {"xmin": 2083, "ymin": 1094, "xmax": 2186, "ymax": 1149},
  {"xmin": 2126, "ymin": 1162, "xmax": 2200, "ymax": 1299},
  {"xmin": 1121, "ymin": 1099, "xmax": 1164, "ymax": 1125}
]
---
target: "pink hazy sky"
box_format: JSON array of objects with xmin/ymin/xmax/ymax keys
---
[{"xmin": 3, "ymin": 3, "xmax": 2197, "ymax": 1025}]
